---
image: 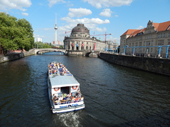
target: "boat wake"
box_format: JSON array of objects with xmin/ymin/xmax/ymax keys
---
[{"xmin": 57, "ymin": 112, "xmax": 80, "ymax": 127}]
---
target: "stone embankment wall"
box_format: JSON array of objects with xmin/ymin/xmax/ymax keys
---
[
  {"xmin": 0, "ymin": 49, "xmax": 35, "ymax": 63},
  {"xmin": 99, "ymin": 53, "xmax": 170, "ymax": 76}
]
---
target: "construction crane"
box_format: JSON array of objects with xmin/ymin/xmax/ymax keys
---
[
  {"xmin": 65, "ymin": 31, "xmax": 71, "ymax": 34},
  {"xmin": 90, "ymin": 32, "xmax": 111, "ymax": 42}
]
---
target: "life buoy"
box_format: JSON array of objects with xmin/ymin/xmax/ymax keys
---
[
  {"xmin": 54, "ymin": 87, "xmax": 59, "ymax": 91},
  {"xmin": 72, "ymin": 86, "xmax": 78, "ymax": 90}
]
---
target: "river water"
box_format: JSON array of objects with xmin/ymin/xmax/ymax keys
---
[{"xmin": 0, "ymin": 52, "xmax": 170, "ymax": 127}]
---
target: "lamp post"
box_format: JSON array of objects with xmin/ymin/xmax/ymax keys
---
[
  {"xmin": 158, "ymin": 46, "xmax": 162, "ymax": 57},
  {"xmin": 133, "ymin": 46, "xmax": 135, "ymax": 56},
  {"xmin": 166, "ymin": 45, "xmax": 170, "ymax": 58},
  {"xmin": 123, "ymin": 45, "xmax": 128, "ymax": 55}
]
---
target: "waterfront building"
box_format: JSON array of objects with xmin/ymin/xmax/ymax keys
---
[
  {"xmin": 64, "ymin": 23, "xmax": 118, "ymax": 56},
  {"xmin": 36, "ymin": 38, "xmax": 42, "ymax": 42},
  {"xmin": 53, "ymin": 41, "xmax": 64, "ymax": 48},
  {"xmin": 120, "ymin": 20, "xmax": 170, "ymax": 57}
]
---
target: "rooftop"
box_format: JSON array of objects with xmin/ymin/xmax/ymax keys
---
[
  {"xmin": 121, "ymin": 20, "xmax": 170, "ymax": 38},
  {"xmin": 50, "ymin": 76, "xmax": 80, "ymax": 88}
]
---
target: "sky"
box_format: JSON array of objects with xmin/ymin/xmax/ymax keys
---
[{"xmin": 0, "ymin": 0, "xmax": 170, "ymax": 44}]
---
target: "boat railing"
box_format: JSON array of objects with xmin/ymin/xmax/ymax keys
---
[{"xmin": 53, "ymin": 97, "xmax": 84, "ymax": 106}]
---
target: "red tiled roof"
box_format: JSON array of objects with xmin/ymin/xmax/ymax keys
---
[
  {"xmin": 157, "ymin": 21, "xmax": 170, "ymax": 32},
  {"xmin": 122, "ymin": 21, "xmax": 170, "ymax": 38},
  {"xmin": 121, "ymin": 29, "xmax": 138, "ymax": 36},
  {"xmin": 153, "ymin": 23, "xmax": 159, "ymax": 30},
  {"xmin": 139, "ymin": 28, "xmax": 146, "ymax": 33},
  {"xmin": 128, "ymin": 28, "xmax": 146, "ymax": 38},
  {"xmin": 129, "ymin": 30, "xmax": 141, "ymax": 37}
]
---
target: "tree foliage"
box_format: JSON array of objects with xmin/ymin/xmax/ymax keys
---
[
  {"xmin": 0, "ymin": 12, "xmax": 34, "ymax": 51},
  {"xmin": 58, "ymin": 45, "xmax": 63, "ymax": 49},
  {"xmin": 34, "ymin": 42, "xmax": 52, "ymax": 48}
]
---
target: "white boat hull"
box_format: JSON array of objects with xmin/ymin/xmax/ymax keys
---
[
  {"xmin": 47, "ymin": 74, "xmax": 85, "ymax": 114},
  {"xmin": 52, "ymin": 104, "xmax": 85, "ymax": 113}
]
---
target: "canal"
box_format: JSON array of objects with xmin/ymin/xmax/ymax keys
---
[{"xmin": 0, "ymin": 52, "xmax": 170, "ymax": 127}]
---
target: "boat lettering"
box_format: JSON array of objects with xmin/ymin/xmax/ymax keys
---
[
  {"xmin": 60, "ymin": 105, "xmax": 68, "ymax": 108},
  {"xmin": 72, "ymin": 104, "xmax": 78, "ymax": 106}
]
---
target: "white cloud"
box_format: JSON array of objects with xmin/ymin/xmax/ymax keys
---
[
  {"xmin": 115, "ymin": 15, "xmax": 118, "ymax": 17},
  {"xmin": 33, "ymin": 34, "xmax": 45, "ymax": 39},
  {"xmin": 34, "ymin": 16, "xmax": 110, "ymax": 43},
  {"xmin": 137, "ymin": 26, "xmax": 144, "ymax": 29},
  {"xmin": 57, "ymin": 16, "xmax": 110, "ymax": 41},
  {"xmin": 22, "ymin": 12, "xmax": 28, "ymax": 16},
  {"xmin": 67, "ymin": 1, "xmax": 73, "ymax": 7},
  {"xmin": 68, "ymin": 8, "xmax": 92, "ymax": 18},
  {"xmin": 48, "ymin": 0, "xmax": 66, "ymax": 7},
  {"xmin": 108, "ymin": 36, "xmax": 120, "ymax": 44},
  {"xmin": 0, "ymin": 0, "xmax": 31, "ymax": 11},
  {"xmin": 57, "ymin": 24, "xmax": 107, "ymax": 42},
  {"xmin": 99, "ymin": 9, "xmax": 112, "ymax": 17},
  {"xmin": 83, "ymin": 0, "xmax": 133, "ymax": 8},
  {"xmin": 61, "ymin": 17, "xmax": 110, "ymax": 24},
  {"xmin": 95, "ymin": 27, "xmax": 107, "ymax": 32}
]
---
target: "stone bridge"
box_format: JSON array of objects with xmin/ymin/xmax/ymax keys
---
[{"xmin": 33, "ymin": 48, "xmax": 66, "ymax": 54}]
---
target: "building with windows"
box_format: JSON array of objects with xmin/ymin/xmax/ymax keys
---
[
  {"xmin": 64, "ymin": 24, "xmax": 118, "ymax": 56},
  {"xmin": 36, "ymin": 38, "xmax": 42, "ymax": 42},
  {"xmin": 64, "ymin": 24, "xmax": 106, "ymax": 52},
  {"xmin": 120, "ymin": 20, "xmax": 170, "ymax": 57}
]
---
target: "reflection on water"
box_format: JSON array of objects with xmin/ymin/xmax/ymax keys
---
[{"xmin": 0, "ymin": 52, "xmax": 170, "ymax": 127}]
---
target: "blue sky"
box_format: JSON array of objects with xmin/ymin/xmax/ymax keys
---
[{"xmin": 0, "ymin": 0, "xmax": 170, "ymax": 44}]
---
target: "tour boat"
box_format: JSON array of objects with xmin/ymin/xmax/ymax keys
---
[{"xmin": 47, "ymin": 62, "xmax": 85, "ymax": 113}]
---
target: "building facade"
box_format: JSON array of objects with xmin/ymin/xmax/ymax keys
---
[
  {"xmin": 64, "ymin": 24, "xmax": 117, "ymax": 55},
  {"xmin": 120, "ymin": 20, "xmax": 170, "ymax": 57},
  {"xmin": 36, "ymin": 38, "xmax": 42, "ymax": 42}
]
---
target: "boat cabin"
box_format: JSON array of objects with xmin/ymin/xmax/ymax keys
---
[{"xmin": 49, "ymin": 76, "xmax": 80, "ymax": 97}]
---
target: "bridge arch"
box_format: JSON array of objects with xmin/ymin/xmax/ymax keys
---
[{"xmin": 34, "ymin": 48, "xmax": 66, "ymax": 54}]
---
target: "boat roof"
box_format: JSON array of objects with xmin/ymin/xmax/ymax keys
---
[{"xmin": 50, "ymin": 76, "xmax": 80, "ymax": 88}]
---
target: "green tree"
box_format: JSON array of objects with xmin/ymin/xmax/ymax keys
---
[
  {"xmin": 59, "ymin": 45, "xmax": 63, "ymax": 49},
  {"xmin": 34, "ymin": 42, "xmax": 52, "ymax": 48},
  {"xmin": 0, "ymin": 12, "xmax": 34, "ymax": 51}
]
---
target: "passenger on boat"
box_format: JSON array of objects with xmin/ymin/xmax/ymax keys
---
[
  {"xmin": 60, "ymin": 72, "xmax": 64, "ymax": 76},
  {"xmin": 52, "ymin": 94, "xmax": 55, "ymax": 98},
  {"xmin": 53, "ymin": 96, "xmax": 58, "ymax": 105},
  {"xmin": 54, "ymin": 69, "xmax": 57, "ymax": 74},
  {"xmin": 63, "ymin": 93, "xmax": 66, "ymax": 98},
  {"xmin": 74, "ymin": 97, "xmax": 79, "ymax": 102},
  {"xmin": 71, "ymin": 97, "xmax": 75, "ymax": 103},
  {"xmin": 78, "ymin": 91, "xmax": 81, "ymax": 98},
  {"xmin": 66, "ymin": 96, "xmax": 71, "ymax": 103},
  {"xmin": 56, "ymin": 98, "xmax": 61, "ymax": 105},
  {"xmin": 51, "ymin": 63, "xmax": 54, "ymax": 67},
  {"xmin": 48, "ymin": 64, "xmax": 51, "ymax": 69},
  {"xmin": 54, "ymin": 63, "xmax": 56, "ymax": 67},
  {"xmin": 81, "ymin": 96, "xmax": 84, "ymax": 101},
  {"xmin": 49, "ymin": 70, "xmax": 52, "ymax": 75},
  {"xmin": 59, "ymin": 95, "xmax": 63, "ymax": 101}
]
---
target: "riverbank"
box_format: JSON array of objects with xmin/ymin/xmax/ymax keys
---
[
  {"xmin": 0, "ymin": 49, "xmax": 35, "ymax": 63},
  {"xmin": 99, "ymin": 52, "xmax": 170, "ymax": 76}
]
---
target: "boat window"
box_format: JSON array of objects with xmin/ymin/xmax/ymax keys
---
[
  {"xmin": 58, "ymin": 92, "xmax": 62, "ymax": 97},
  {"xmin": 61, "ymin": 87, "xmax": 69, "ymax": 94}
]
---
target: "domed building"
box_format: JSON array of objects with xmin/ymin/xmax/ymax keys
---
[{"xmin": 64, "ymin": 24, "xmax": 108, "ymax": 56}]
